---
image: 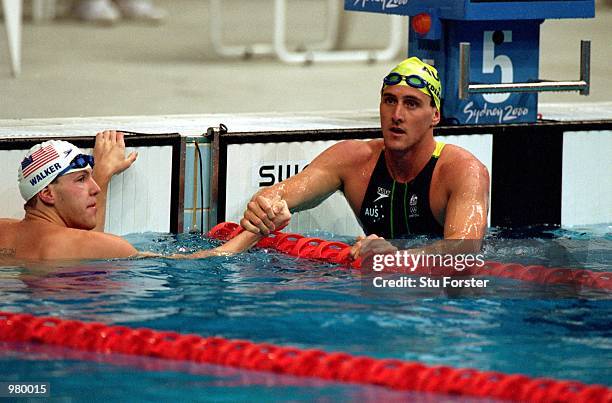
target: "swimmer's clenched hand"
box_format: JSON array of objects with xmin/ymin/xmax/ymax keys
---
[
  {"xmin": 241, "ymin": 195, "xmax": 280, "ymax": 235},
  {"xmin": 270, "ymin": 199, "xmax": 291, "ymax": 231},
  {"xmin": 169, "ymin": 200, "xmax": 291, "ymax": 259},
  {"xmin": 134, "ymin": 200, "xmax": 291, "ymax": 260},
  {"xmin": 93, "ymin": 130, "xmax": 138, "ymax": 178},
  {"xmin": 350, "ymin": 234, "xmax": 397, "ymax": 261}
]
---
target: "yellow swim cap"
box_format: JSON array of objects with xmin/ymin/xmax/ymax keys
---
[{"xmin": 382, "ymin": 57, "xmax": 442, "ymax": 110}]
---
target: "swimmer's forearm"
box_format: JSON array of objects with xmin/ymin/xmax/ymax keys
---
[
  {"xmin": 254, "ymin": 186, "xmax": 285, "ymax": 205},
  {"xmin": 136, "ymin": 250, "xmax": 220, "ymax": 260},
  {"xmin": 178, "ymin": 232, "xmax": 261, "ymax": 258},
  {"xmin": 138, "ymin": 232, "xmax": 262, "ymax": 260},
  {"xmin": 215, "ymin": 231, "xmax": 261, "ymax": 253}
]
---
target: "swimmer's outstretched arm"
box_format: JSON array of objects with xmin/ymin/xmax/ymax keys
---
[
  {"xmin": 139, "ymin": 200, "xmax": 291, "ymax": 260},
  {"xmin": 134, "ymin": 229, "xmax": 269, "ymax": 260},
  {"xmin": 166, "ymin": 231, "xmax": 264, "ymax": 259}
]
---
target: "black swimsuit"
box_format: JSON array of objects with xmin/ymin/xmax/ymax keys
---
[{"xmin": 357, "ymin": 142, "xmax": 445, "ymax": 238}]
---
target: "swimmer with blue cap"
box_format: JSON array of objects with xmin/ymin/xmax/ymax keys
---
[
  {"xmin": 242, "ymin": 56, "xmax": 490, "ymax": 258},
  {"xmin": 1, "ymin": 130, "xmax": 290, "ymax": 261}
]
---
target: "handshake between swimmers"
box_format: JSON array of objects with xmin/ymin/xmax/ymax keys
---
[{"xmin": 1, "ymin": 57, "xmax": 488, "ymax": 262}]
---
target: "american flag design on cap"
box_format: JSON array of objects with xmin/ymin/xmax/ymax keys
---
[
  {"xmin": 18, "ymin": 140, "xmax": 85, "ymax": 202},
  {"xmin": 21, "ymin": 144, "xmax": 60, "ymax": 178}
]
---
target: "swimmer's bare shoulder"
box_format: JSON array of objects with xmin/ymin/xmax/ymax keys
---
[
  {"xmin": 310, "ymin": 138, "xmax": 381, "ymax": 176},
  {"xmin": 298, "ymin": 139, "xmax": 380, "ymax": 195},
  {"xmin": 321, "ymin": 139, "xmax": 380, "ymax": 162},
  {"xmin": 0, "ymin": 218, "xmax": 19, "ymax": 223},
  {"xmin": 0, "ymin": 219, "xmax": 19, "ymax": 238},
  {"xmin": 247, "ymin": 139, "xmax": 382, "ymax": 218},
  {"xmin": 38, "ymin": 228, "xmax": 137, "ymax": 260},
  {"xmin": 438, "ymin": 143, "xmax": 482, "ymax": 163},
  {"xmin": 0, "ymin": 219, "xmax": 17, "ymax": 235},
  {"xmin": 436, "ymin": 144, "xmax": 489, "ymax": 185}
]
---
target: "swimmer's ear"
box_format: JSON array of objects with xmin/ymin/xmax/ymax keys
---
[
  {"xmin": 38, "ymin": 186, "xmax": 56, "ymax": 206},
  {"xmin": 431, "ymin": 108, "xmax": 441, "ymax": 127}
]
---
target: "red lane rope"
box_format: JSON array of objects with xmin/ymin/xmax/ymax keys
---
[
  {"xmin": 208, "ymin": 222, "xmax": 612, "ymax": 290},
  {"xmin": 1, "ymin": 311, "xmax": 610, "ymax": 402}
]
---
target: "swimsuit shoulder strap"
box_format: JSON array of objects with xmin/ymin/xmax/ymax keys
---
[{"xmin": 432, "ymin": 141, "xmax": 445, "ymax": 159}]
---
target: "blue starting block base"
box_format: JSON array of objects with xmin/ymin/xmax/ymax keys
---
[
  {"xmin": 413, "ymin": 19, "xmax": 541, "ymax": 125},
  {"xmin": 345, "ymin": 0, "xmax": 594, "ymax": 125}
]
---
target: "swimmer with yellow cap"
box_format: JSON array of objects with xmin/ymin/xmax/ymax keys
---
[
  {"xmin": 242, "ymin": 56, "xmax": 489, "ymax": 254},
  {"xmin": 381, "ymin": 56, "xmax": 442, "ymax": 111}
]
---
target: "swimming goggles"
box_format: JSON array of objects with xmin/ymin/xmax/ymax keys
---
[
  {"xmin": 383, "ymin": 72, "xmax": 428, "ymax": 89},
  {"xmin": 57, "ymin": 154, "xmax": 95, "ymax": 177}
]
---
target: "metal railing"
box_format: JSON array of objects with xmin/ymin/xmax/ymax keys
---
[
  {"xmin": 458, "ymin": 40, "xmax": 590, "ymax": 99},
  {"xmin": 209, "ymin": 0, "xmax": 404, "ymax": 63}
]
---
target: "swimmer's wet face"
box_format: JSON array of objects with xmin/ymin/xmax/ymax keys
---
[
  {"xmin": 379, "ymin": 57, "xmax": 442, "ymax": 153},
  {"xmin": 380, "ymin": 85, "xmax": 440, "ymax": 153},
  {"xmin": 44, "ymin": 167, "xmax": 101, "ymax": 230}
]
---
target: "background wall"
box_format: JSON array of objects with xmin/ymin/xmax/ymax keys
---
[{"xmin": 1, "ymin": 0, "xmax": 611, "ymax": 119}]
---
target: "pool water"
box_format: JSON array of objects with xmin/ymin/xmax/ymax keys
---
[{"xmin": 0, "ymin": 226, "xmax": 610, "ymax": 401}]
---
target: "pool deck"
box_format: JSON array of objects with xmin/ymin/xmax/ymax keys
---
[
  {"xmin": 1, "ymin": 0, "xmax": 611, "ymax": 122},
  {"xmin": 0, "ymin": 102, "xmax": 611, "ymax": 139}
]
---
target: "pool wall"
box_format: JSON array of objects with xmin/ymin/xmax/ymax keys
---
[
  {"xmin": 201, "ymin": 121, "xmax": 612, "ymax": 234},
  {"xmin": 220, "ymin": 133, "xmax": 492, "ymax": 236},
  {"xmin": 0, "ymin": 110, "xmax": 610, "ymax": 236},
  {"xmin": 0, "ymin": 133, "xmax": 184, "ymax": 235},
  {"xmin": 562, "ymin": 130, "xmax": 612, "ymax": 225}
]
